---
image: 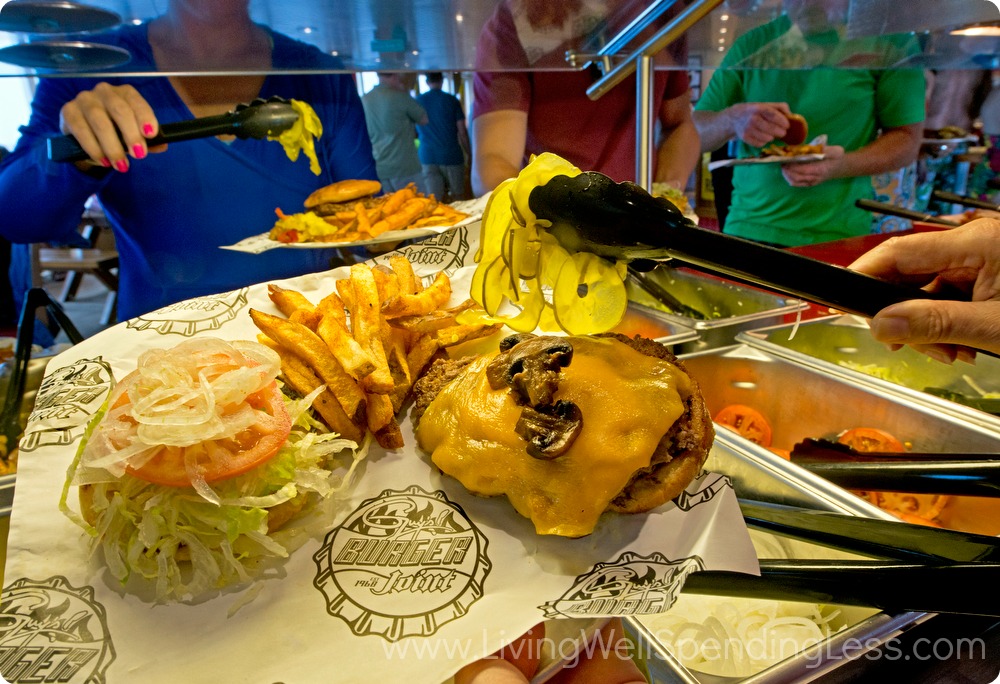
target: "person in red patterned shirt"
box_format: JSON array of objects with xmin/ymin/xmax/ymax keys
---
[{"xmin": 470, "ymin": 0, "xmax": 699, "ymax": 196}]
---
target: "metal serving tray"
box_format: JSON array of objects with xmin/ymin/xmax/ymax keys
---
[
  {"xmin": 627, "ymin": 343, "xmax": 1000, "ymax": 682},
  {"xmin": 625, "ymin": 266, "xmax": 807, "ymax": 353},
  {"xmin": 630, "ymin": 436, "xmax": 926, "ymax": 684},
  {"xmin": 614, "ymin": 303, "xmax": 701, "ymax": 350},
  {"xmin": 736, "ymin": 315, "xmax": 1000, "ymax": 436}
]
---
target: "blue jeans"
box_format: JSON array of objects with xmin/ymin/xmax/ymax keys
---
[
  {"xmin": 421, "ymin": 164, "xmax": 469, "ymax": 203},
  {"xmin": 381, "ymin": 172, "xmax": 428, "ymax": 195}
]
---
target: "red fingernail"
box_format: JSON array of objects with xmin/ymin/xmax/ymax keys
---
[
  {"xmin": 100, "ymin": 158, "xmax": 111, "ymax": 167},
  {"xmin": 143, "ymin": 123, "xmax": 155, "ymax": 136},
  {"xmin": 114, "ymin": 159, "xmax": 129, "ymax": 172},
  {"xmin": 133, "ymin": 144, "xmax": 146, "ymax": 159}
]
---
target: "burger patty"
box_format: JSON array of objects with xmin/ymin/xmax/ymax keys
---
[
  {"xmin": 411, "ymin": 333, "xmax": 714, "ymax": 514},
  {"xmin": 310, "ymin": 196, "xmax": 382, "ymax": 216}
]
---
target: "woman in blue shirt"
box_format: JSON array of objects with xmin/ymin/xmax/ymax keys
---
[{"xmin": 0, "ymin": 0, "xmax": 377, "ymax": 321}]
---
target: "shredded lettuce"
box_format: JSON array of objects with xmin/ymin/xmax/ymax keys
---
[{"xmin": 61, "ymin": 379, "xmax": 370, "ymax": 603}]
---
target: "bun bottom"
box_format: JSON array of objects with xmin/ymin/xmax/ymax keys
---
[{"xmin": 79, "ymin": 482, "xmax": 310, "ymax": 561}]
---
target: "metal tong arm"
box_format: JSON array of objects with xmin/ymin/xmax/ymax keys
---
[
  {"xmin": 528, "ymin": 173, "xmax": 955, "ymax": 320},
  {"xmin": 855, "ymin": 198, "xmax": 961, "ymax": 226},
  {"xmin": 685, "ymin": 560, "xmax": 1000, "ymax": 617},
  {"xmin": 790, "ymin": 458, "xmax": 1000, "ymax": 498},
  {"xmin": 931, "ymin": 189, "xmax": 1000, "ymax": 213},
  {"xmin": 738, "ymin": 499, "xmax": 1000, "ymax": 564}
]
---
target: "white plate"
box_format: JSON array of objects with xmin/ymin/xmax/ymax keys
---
[
  {"xmin": 708, "ymin": 153, "xmax": 825, "ymax": 172},
  {"xmin": 221, "ymin": 195, "xmax": 487, "ymax": 254}
]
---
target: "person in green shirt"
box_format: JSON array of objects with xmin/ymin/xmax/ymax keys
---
[{"xmin": 694, "ymin": 0, "xmax": 925, "ymax": 247}]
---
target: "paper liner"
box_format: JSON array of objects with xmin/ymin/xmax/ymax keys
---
[{"xmin": 2, "ymin": 225, "xmax": 758, "ymax": 683}]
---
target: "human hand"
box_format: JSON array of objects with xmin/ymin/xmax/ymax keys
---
[
  {"xmin": 781, "ymin": 145, "xmax": 845, "ymax": 187},
  {"xmin": 454, "ymin": 619, "xmax": 646, "ymax": 684},
  {"xmin": 727, "ymin": 102, "xmax": 792, "ymax": 148},
  {"xmin": 59, "ymin": 83, "xmax": 165, "ymax": 173},
  {"xmin": 848, "ymin": 218, "xmax": 1000, "ymax": 361}
]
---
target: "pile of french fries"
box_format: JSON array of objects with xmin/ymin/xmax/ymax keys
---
[
  {"xmin": 249, "ymin": 255, "xmax": 501, "ymax": 448},
  {"xmin": 273, "ymin": 184, "xmax": 470, "ymax": 244}
]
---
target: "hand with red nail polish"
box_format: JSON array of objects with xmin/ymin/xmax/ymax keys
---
[
  {"xmin": 849, "ymin": 219, "xmax": 1000, "ymax": 360},
  {"xmin": 57, "ymin": 83, "xmax": 163, "ymax": 169}
]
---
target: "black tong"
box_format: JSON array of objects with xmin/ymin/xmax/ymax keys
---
[
  {"xmin": 931, "ymin": 189, "xmax": 1000, "ymax": 213},
  {"xmin": 789, "ymin": 438, "xmax": 1000, "ymax": 498},
  {"xmin": 682, "ymin": 499, "xmax": 1000, "ymax": 617},
  {"xmin": 854, "ymin": 198, "xmax": 961, "ymax": 226},
  {"xmin": 48, "ymin": 97, "xmax": 300, "ymax": 163},
  {"xmin": 527, "ymin": 173, "xmax": 957, "ymax": 320}
]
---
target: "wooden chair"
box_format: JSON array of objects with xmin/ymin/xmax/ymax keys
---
[{"xmin": 32, "ymin": 212, "xmax": 119, "ymax": 326}]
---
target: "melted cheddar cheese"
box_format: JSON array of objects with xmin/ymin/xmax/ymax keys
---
[{"xmin": 416, "ymin": 336, "xmax": 691, "ymax": 537}]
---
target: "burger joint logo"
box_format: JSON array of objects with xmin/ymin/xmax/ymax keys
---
[
  {"xmin": 0, "ymin": 577, "xmax": 115, "ymax": 684},
  {"xmin": 540, "ymin": 552, "xmax": 705, "ymax": 619},
  {"xmin": 313, "ymin": 486, "xmax": 491, "ymax": 641}
]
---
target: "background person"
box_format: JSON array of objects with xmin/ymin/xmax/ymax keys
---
[
  {"xmin": 416, "ymin": 72, "xmax": 471, "ymax": 203},
  {"xmin": 0, "ymin": 0, "xmax": 376, "ymax": 323},
  {"xmin": 849, "ymin": 218, "xmax": 1000, "ymax": 361},
  {"xmin": 470, "ymin": 0, "xmax": 700, "ymax": 196},
  {"xmin": 693, "ymin": 0, "xmax": 925, "ymax": 246},
  {"xmin": 361, "ymin": 72, "xmax": 429, "ymax": 193}
]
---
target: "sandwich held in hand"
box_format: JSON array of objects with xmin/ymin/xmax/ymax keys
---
[
  {"xmin": 413, "ymin": 333, "xmax": 713, "ymax": 537},
  {"xmin": 61, "ymin": 337, "xmax": 368, "ymax": 602},
  {"xmin": 781, "ymin": 113, "xmax": 808, "ymax": 145}
]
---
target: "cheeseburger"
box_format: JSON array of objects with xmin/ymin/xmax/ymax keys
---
[
  {"xmin": 304, "ymin": 178, "xmax": 382, "ymax": 218},
  {"xmin": 413, "ymin": 333, "xmax": 713, "ymax": 537}
]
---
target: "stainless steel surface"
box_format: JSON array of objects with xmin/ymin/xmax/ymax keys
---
[
  {"xmin": 631, "ymin": 435, "xmax": 930, "ymax": 683},
  {"xmin": 630, "ymin": 342, "xmax": 1000, "ymax": 681},
  {"xmin": 635, "ymin": 54, "xmax": 655, "ymax": 191},
  {"xmin": 625, "ymin": 267, "xmax": 807, "ymax": 354},
  {"xmin": 615, "ymin": 303, "xmax": 701, "ymax": 351},
  {"xmin": 737, "ymin": 315, "xmax": 1000, "ymax": 437},
  {"xmin": 587, "ymin": 0, "xmax": 726, "ymax": 99}
]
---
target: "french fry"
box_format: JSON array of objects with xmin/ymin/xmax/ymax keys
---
[
  {"xmin": 389, "ymin": 254, "xmax": 419, "ymax": 295},
  {"xmin": 336, "ymin": 278, "xmax": 355, "ymax": 312},
  {"xmin": 436, "ymin": 322, "xmax": 504, "ymax": 347},
  {"xmin": 371, "ymin": 264, "xmax": 400, "ymax": 305},
  {"xmin": 268, "ymin": 284, "xmax": 316, "ymax": 318},
  {"xmin": 277, "ymin": 348, "xmax": 365, "ymax": 444},
  {"xmin": 380, "ymin": 187, "xmax": 415, "ymax": 218},
  {"xmin": 317, "ymin": 291, "xmax": 347, "ymax": 326},
  {"xmin": 354, "ymin": 201, "xmax": 372, "ymax": 235},
  {"xmin": 373, "ymin": 420, "xmax": 404, "ymax": 450},
  {"xmin": 249, "ymin": 308, "xmax": 367, "ymax": 426},
  {"xmin": 316, "ymin": 313, "xmax": 376, "ymax": 380},
  {"xmin": 346, "ymin": 265, "xmax": 394, "ymax": 393},
  {"xmin": 289, "ymin": 308, "xmax": 322, "ymax": 330},
  {"xmin": 369, "ymin": 197, "xmax": 430, "ymax": 237},
  {"xmin": 391, "ymin": 298, "xmax": 478, "ymax": 333},
  {"xmin": 382, "ymin": 271, "xmax": 452, "ymax": 318},
  {"xmin": 405, "ymin": 333, "xmax": 441, "ymax": 384}
]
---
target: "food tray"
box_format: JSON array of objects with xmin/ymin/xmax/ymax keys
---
[
  {"xmin": 625, "ymin": 266, "xmax": 807, "ymax": 353},
  {"xmin": 628, "ymin": 343, "xmax": 1000, "ymax": 681},
  {"xmin": 736, "ymin": 315, "xmax": 1000, "ymax": 436},
  {"xmin": 629, "ymin": 436, "xmax": 925, "ymax": 683}
]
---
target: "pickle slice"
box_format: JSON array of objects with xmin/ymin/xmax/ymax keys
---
[{"xmin": 552, "ymin": 252, "xmax": 628, "ymax": 334}]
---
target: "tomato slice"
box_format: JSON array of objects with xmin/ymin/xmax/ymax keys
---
[
  {"xmin": 714, "ymin": 404, "xmax": 773, "ymax": 447},
  {"xmin": 837, "ymin": 427, "xmax": 904, "ymax": 453},
  {"xmin": 110, "ymin": 372, "xmax": 292, "ymax": 487}
]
